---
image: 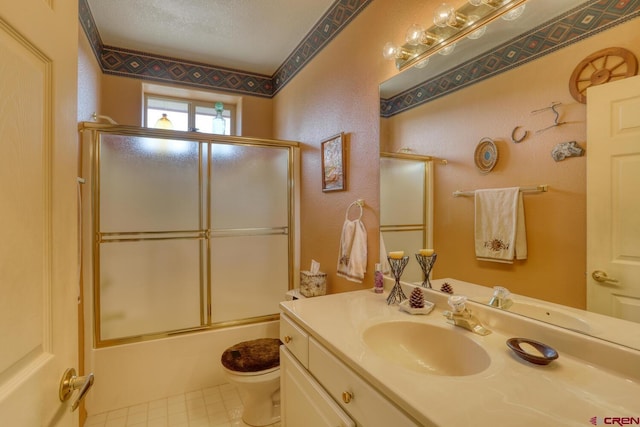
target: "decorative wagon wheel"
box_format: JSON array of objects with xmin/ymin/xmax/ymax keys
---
[{"xmin": 569, "ymin": 47, "xmax": 638, "ymax": 103}]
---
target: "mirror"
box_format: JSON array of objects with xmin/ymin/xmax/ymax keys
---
[
  {"xmin": 379, "ymin": 152, "xmax": 434, "ymax": 283},
  {"xmin": 379, "ymin": 0, "xmax": 640, "ymax": 350}
]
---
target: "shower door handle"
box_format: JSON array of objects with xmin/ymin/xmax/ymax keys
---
[{"xmin": 59, "ymin": 368, "xmax": 95, "ymax": 411}]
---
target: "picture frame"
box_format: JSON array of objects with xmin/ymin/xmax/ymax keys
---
[{"xmin": 321, "ymin": 133, "xmax": 346, "ymax": 192}]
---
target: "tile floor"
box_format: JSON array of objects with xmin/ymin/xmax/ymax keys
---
[{"xmin": 83, "ymin": 383, "xmax": 281, "ymax": 427}]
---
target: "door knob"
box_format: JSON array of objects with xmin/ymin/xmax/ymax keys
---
[
  {"xmin": 591, "ymin": 270, "xmax": 619, "ymax": 285},
  {"xmin": 59, "ymin": 368, "xmax": 95, "ymax": 411}
]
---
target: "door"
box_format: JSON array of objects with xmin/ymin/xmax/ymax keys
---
[
  {"xmin": 0, "ymin": 1, "xmax": 80, "ymax": 425},
  {"xmin": 586, "ymin": 75, "xmax": 640, "ymax": 323}
]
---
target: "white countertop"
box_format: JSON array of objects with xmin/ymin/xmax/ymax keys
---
[{"xmin": 280, "ymin": 284, "xmax": 640, "ymax": 427}]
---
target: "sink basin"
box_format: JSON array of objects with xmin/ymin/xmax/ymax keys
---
[{"xmin": 362, "ymin": 321, "xmax": 491, "ymax": 376}]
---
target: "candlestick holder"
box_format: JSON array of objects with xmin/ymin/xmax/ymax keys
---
[
  {"xmin": 415, "ymin": 253, "xmax": 437, "ymax": 288},
  {"xmin": 386, "ymin": 256, "xmax": 410, "ymax": 305}
]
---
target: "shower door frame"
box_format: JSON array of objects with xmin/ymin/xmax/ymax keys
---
[{"xmin": 80, "ymin": 122, "xmax": 299, "ymax": 348}]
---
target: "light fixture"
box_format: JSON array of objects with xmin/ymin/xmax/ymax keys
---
[
  {"xmin": 414, "ymin": 58, "xmax": 430, "ymax": 69},
  {"xmin": 433, "ymin": 3, "xmax": 466, "ymax": 29},
  {"xmin": 438, "ymin": 43, "xmax": 456, "ymax": 56},
  {"xmin": 383, "ymin": 0, "xmax": 528, "ymax": 71},
  {"xmin": 212, "ymin": 102, "xmax": 226, "ymax": 135},
  {"xmin": 382, "ymin": 42, "xmax": 411, "ymax": 60},
  {"xmin": 154, "ymin": 113, "xmax": 173, "ymax": 129},
  {"xmin": 501, "ymin": 4, "xmax": 526, "ymax": 21},
  {"xmin": 466, "ymin": 16, "xmax": 487, "ymax": 40},
  {"xmin": 405, "ymin": 24, "xmax": 438, "ymax": 47},
  {"xmin": 468, "ymin": 0, "xmax": 505, "ymax": 6}
]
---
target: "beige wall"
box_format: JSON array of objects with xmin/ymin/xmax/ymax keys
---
[
  {"xmin": 99, "ymin": 75, "xmax": 274, "ymax": 138},
  {"xmin": 78, "ymin": 28, "xmax": 101, "ymax": 123},
  {"xmin": 272, "ymin": 1, "xmax": 407, "ymax": 294},
  {"xmin": 383, "ymin": 21, "xmax": 640, "ymax": 308}
]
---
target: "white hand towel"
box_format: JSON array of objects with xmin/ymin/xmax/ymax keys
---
[
  {"xmin": 337, "ymin": 219, "xmax": 367, "ymax": 282},
  {"xmin": 475, "ymin": 187, "xmax": 527, "ymax": 263}
]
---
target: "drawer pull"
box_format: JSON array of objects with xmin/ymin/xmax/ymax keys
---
[
  {"xmin": 284, "ymin": 335, "xmax": 292, "ymax": 343},
  {"xmin": 342, "ymin": 391, "xmax": 353, "ymax": 404}
]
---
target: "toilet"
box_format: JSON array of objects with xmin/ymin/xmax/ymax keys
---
[{"xmin": 221, "ymin": 338, "xmax": 281, "ymax": 426}]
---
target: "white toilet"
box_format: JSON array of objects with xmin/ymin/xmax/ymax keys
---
[{"xmin": 221, "ymin": 338, "xmax": 281, "ymax": 426}]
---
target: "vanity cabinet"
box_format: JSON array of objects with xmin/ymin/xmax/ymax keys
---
[
  {"xmin": 281, "ymin": 347, "xmax": 355, "ymax": 427},
  {"xmin": 280, "ymin": 313, "xmax": 420, "ymax": 427},
  {"xmin": 280, "ymin": 312, "xmax": 309, "ymax": 367}
]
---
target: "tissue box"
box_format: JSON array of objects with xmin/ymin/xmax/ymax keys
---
[{"xmin": 300, "ymin": 271, "xmax": 327, "ymax": 297}]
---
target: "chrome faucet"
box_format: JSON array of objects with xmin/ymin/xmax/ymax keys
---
[
  {"xmin": 488, "ymin": 286, "xmax": 513, "ymax": 310},
  {"xmin": 443, "ymin": 295, "xmax": 491, "ymax": 336}
]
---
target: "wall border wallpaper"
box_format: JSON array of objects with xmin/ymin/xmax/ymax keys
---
[
  {"xmin": 78, "ymin": 0, "xmax": 371, "ymax": 98},
  {"xmin": 381, "ymin": 0, "xmax": 640, "ymax": 118}
]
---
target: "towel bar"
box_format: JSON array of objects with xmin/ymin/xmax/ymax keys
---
[
  {"xmin": 453, "ymin": 185, "xmax": 548, "ymax": 197},
  {"xmin": 345, "ymin": 199, "xmax": 364, "ymax": 220}
]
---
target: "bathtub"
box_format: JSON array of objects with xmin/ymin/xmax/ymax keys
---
[{"xmin": 84, "ymin": 320, "xmax": 279, "ymax": 414}]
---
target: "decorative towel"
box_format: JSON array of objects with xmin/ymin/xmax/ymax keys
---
[
  {"xmin": 337, "ymin": 218, "xmax": 368, "ymax": 282},
  {"xmin": 475, "ymin": 187, "xmax": 527, "ymax": 263}
]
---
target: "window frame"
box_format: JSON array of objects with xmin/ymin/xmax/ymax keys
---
[{"xmin": 144, "ymin": 93, "xmax": 236, "ymax": 134}]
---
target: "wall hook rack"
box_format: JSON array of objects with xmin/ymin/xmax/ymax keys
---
[{"xmin": 532, "ymin": 102, "xmax": 566, "ymax": 134}]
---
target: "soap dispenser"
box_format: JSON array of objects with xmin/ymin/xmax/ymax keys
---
[{"xmin": 374, "ymin": 263, "xmax": 384, "ymax": 293}]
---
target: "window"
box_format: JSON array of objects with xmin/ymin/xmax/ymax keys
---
[{"xmin": 145, "ymin": 95, "xmax": 235, "ymax": 135}]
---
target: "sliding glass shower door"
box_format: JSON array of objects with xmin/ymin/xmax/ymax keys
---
[{"xmin": 87, "ymin": 125, "xmax": 296, "ymax": 346}]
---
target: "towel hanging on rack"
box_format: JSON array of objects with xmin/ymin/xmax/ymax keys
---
[
  {"xmin": 475, "ymin": 187, "xmax": 527, "ymax": 263},
  {"xmin": 337, "ymin": 200, "xmax": 367, "ymax": 283}
]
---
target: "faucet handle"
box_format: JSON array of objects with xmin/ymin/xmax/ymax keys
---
[
  {"xmin": 492, "ymin": 286, "xmax": 511, "ymax": 299},
  {"xmin": 447, "ymin": 295, "xmax": 467, "ymax": 313},
  {"xmin": 489, "ymin": 286, "xmax": 513, "ymax": 309}
]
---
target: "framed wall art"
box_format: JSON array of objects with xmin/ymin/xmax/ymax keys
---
[{"xmin": 321, "ymin": 133, "xmax": 346, "ymax": 192}]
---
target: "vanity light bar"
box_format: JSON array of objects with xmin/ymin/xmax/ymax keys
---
[{"xmin": 387, "ymin": 0, "xmax": 529, "ymax": 71}]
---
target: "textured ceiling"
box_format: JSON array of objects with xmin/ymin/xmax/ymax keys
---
[{"xmin": 87, "ymin": 0, "xmax": 335, "ymax": 75}]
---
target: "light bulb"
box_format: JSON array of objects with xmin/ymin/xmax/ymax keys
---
[
  {"xmin": 467, "ymin": 25, "xmax": 487, "ymax": 39},
  {"xmin": 466, "ymin": 15, "xmax": 487, "ymax": 40},
  {"xmin": 154, "ymin": 113, "xmax": 173, "ymax": 129},
  {"xmin": 382, "ymin": 42, "xmax": 400, "ymax": 60},
  {"xmin": 501, "ymin": 4, "xmax": 526, "ymax": 21},
  {"xmin": 414, "ymin": 58, "xmax": 430, "ymax": 69},
  {"xmin": 433, "ymin": 3, "xmax": 455, "ymax": 27},
  {"xmin": 439, "ymin": 43, "xmax": 456, "ymax": 56},
  {"xmin": 468, "ymin": 0, "xmax": 482, "ymax": 5},
  {"xmin": 405, "ymin": 24, "xmax": 425, "ymax": 46}
]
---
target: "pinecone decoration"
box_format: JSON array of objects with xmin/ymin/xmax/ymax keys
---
[
  {"xmin": 409, "ymin": 287, "xmax": 424, "ymax": 308},
  {"xmin": 440, "ymin": 282, "xmax": 454, "ymax": 294}
]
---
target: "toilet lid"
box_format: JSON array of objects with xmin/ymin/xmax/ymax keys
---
[{"xmin": 221, "ymin": 338, "xmax": 281, "ymax": 373}]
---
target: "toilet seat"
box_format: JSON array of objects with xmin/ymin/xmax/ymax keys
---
[
  {"xmin": 221, "ymin": 338, "xmax": 281, "ymax": 373},
  {"xmin": 223, "ymin": 365, "xmax": 279, "ymax": 376}
]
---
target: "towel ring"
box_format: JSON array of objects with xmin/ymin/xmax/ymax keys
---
[{"xmin": 346, "ymin": 199, "xmax": 364, "ymax": 221}]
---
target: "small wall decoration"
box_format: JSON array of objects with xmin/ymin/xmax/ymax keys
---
[
  {"xmin": 551, "ymin": 141, "xmax": 584, "ymax": 162},
  {"xmin": 321, "ymin": 132, "xmax": 346, "ymax": 192},
  {"xmin": 474, "ymin": 137, "xmax": 498, "ymax": 174},
  {"xmin": 569, "ymin": 47, "xmax": 638, "ymax": 104}
]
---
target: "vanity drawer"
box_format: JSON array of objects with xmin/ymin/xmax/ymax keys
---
[
  {"xmin": 280, "ymin": 313, "xmax": 309, "ymax": 368},
  {"xmin": 308, "ymin": 337, "xmax": 420, "ymax": 427}
]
